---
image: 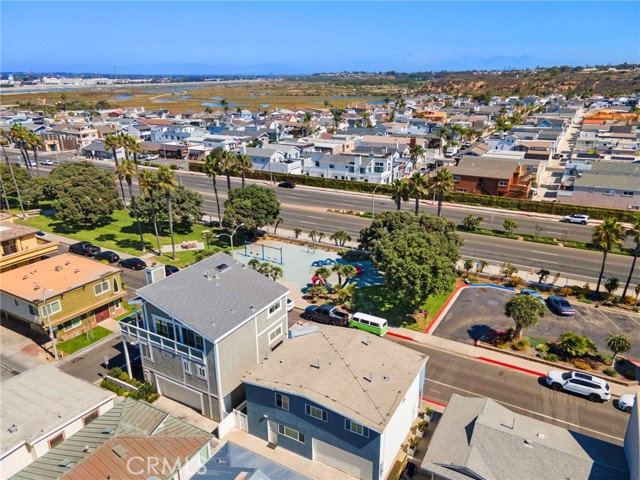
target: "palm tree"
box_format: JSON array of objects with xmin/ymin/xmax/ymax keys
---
[
  {"xmin": 203, "ymin": 149, "xmax": 223, "ymax": 222},
  {"xmin": 592, "ymin": 218, "xmax": 625, "ymax": 295},
  {"xmin": 234, "ymin": 152, "xmax": 253, "ymax": 189},
  {"xmin": 104, "ymin": 134, "xmax": 127, "ymax": 204},
  {"xmin": 431, "ymin": 168, "xmax": 455, "ymax": 217},
  {"xmin": 329, "ymin": 229, "xmax": 352, "ymax": 246},
  {"xmin": 24, "ymin": 132, "xmax": 42, "ymax": 177},
  {"xmin": 622, "ymin": 216, "xmax": 640, "ymax": 299},
  {"xmin": 408, "ymin": 144, "xmax": 425, "ymax": 169},
  {"xmin": 220, "ymin": 99, "xmax": 229, "ymax": 115},
  {"xmin": 607, "ymin": 334, "xmax": 631, "ymax": 365},
  {"xmin": 157, "ymin": 166, "xmax": 179, "ymax": 259},
  {"xmin": 9, "ymin": 124, "xmax": 31, "ymax": 174},
  {"xmin": 389, "ymin": 179, "xmax": 410, "ymax": 210},
  {"xmin": 138, "ymin": 169, "xmax": 162, "ymax": 254},
  {"xmin": 268, "ymin": 265, "xmax": 284, "ymax": 282},
  {"xmin": 127, "ymin": 137, "xmax": 142, "ymax": 163},
  {"xmin": 0, "ymin": 137, "xmax": 26, "ymax": 218},
  {"xmin": 118, "ymin": 160, "xmax": 145, "ymax": 252},
  {"xmin": 302, "ymin": 112, "xmax": 313, "ymax": 136},
  {"xmin": 273, "ymin": 216, "xmax": 284, "ymax": 235},
  {"xmin": 216, "ymin": 149, "xmax": 234, "ymax": 191},
  {"xmin": 339, "ymin": 265, "xmax": 358, "ymax": 287},
  {"xmin": 408, "ymin": 171, "xmax": 429, "ymax": 215}
]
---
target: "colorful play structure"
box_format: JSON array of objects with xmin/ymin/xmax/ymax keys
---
[{"xmin": 311, "ymin": 258, "xmax": 337, "ymax": 267}]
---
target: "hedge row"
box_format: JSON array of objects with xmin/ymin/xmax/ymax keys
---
[{"xmin": 187, "ymin": 162, "xmax": 636, "ymax": 222}]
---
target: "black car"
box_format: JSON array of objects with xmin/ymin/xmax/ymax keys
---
[
  {"xmin": 69, "ymin": 241, "xmax": 101, "ymax": 257},
  {"xmin": 278, "ymin": 181, "xmax": 295, "ymax": 189},
  {"xmin": 94, "ymin": 250, "xmax": 120, "ymax": 263},
  {"xmin": 165, "ymin": 265, "xmax": 180, "ymax": 276},
  {"xmin": 118, "ymin": 257, "xmax": 147, "ymax": 270},
  {"xmin": 302, "ymin": 305, "xmax": 350, "ymax": 326}
]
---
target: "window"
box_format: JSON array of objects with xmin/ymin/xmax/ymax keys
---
[
  {"xmin": 48, "ymin": 432, "xmax": 65, "ymax": 449},
  {"xmin": 198, "ymin": 446, "xmax": 209, "ymax": 465},
  {"xmin": 182, "ymin": 358, "xmax": 192, "ymax": 375},
  {"xmin": 277, "ymin": 424, "xmax": 305, "ymax": 443},
  {"xmin": 155, "ymin": 318, "xmax": 175, "ymax": 340},
  {"xmin": 28, "ymin": 304, "xmax": 38, "ymax": 315},
  {"xmin": 83, "ymin": 410, "xmax": 99, "ymax": 426},
  {"xmin": 622, "ymin": 191, "xmax": 634, "ymax": 197},
  {"xmin": 456, "ymin": 188, "xmax": 467, "ymax": 192},
  {"xmin": 275, "ymin": 393, "xmax": 289, "ymax": 410},
  {"xmin": 182, "ymin": 329, "xmax": 204, "ymax": 350},
  {"xmin": 329, "ymin": 164, "xmax": 335, "ymax": 169},
  {"xmin": 306, "ymin": 404, "xmax": 328, "ymax": 422},
  {"xmin": 269, "ymin": 325, "xmax": 283, "ymax": 344},
  {"xmin": 63, "ymin": 318, "xmax": 81, "ymax": 332},
  {"xmin": 268, "ymin": 301, "xmax": 280, "ymax": 316},
  {"xmin": 42, "ymin": 300, "xmax": 61, "ymax": 316},
  {"xmin": 94, "ymin": 280, "xmax": 110, "ymax": 295},
  {"xmin": 195, "ymin": 364, "xmax": 207, "ymax": 379},
  {"xmin": 603, "ymin": 189, "xmax": 615, "ymax": 196},
  {"xmin": 140, "ymin": 343, "xmax": 152, "ymax": 361},
  {"xmin": 13, "ymin": 299, "xmax": 19, "ymax": 307},
  {"xmin": 345, "ymin": 419, "xmax": 369, "ymax": 437},
  {"xmin": 498, "ymin": 181, "xmax": 508, "ymax": 187},
  {"xmin": 113, "ymin": 278, "xmax": 120, "ymax": 293},
  {"xmin": 453, "ymin": 176, "xmax": 461, "ymax": 182}
]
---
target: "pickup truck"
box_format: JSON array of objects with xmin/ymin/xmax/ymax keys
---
[
  {"xmin": 302, "ymin": 305, "xmax": 350, "ymax": 326},
  {"xmin": 68, "ymin": 241, "xmax": 101, "ymax": 257}
]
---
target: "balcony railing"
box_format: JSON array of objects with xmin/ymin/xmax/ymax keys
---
[{"xmin": 120, "ymin": 313, "xmax": 204, "ymax": 361}]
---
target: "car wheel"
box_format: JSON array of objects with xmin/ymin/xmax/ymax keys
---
[
  {"xmin": 581, "ymin": 221, "xmax": 587, "ymax": 225},
  {"xmin": 551, "ymin": 383, "xmax": 563, "ymax": 392},
  {"xmin": 588, "ymin": 393, "xmax": 600, "ymax": 403},
  {"xmin": 329, "ymin": 321, "xmax": 336, "ymax": 326},
  {"xmin": 625, "ymin": 406, "xmax": 632, "ymax": 413}
]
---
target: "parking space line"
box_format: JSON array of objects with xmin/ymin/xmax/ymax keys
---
[
  {"xmin": 625, "ymin": 314, "xmax": 640, "ymax": 327},
  {"xmin": 574, "ymin": 310, "xmax": 591, "ymax": 324},
  {"xmin": 593, "ymin": 309, "xmax": 621, "ymax": 330}
]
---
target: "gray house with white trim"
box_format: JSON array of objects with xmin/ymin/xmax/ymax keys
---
[{"xmin": 120, "ymin": 253, "xmax": 289, "ymax": 422}]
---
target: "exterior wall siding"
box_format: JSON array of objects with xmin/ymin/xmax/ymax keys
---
[{"xmin": 245, "ymin": 383, "xmax": 382, "ymax": 479}]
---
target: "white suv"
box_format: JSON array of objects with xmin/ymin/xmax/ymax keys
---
[
  {"xmin": 560, "ymin": 214, "xmax": 590, "ymax": 225},
  {"xmin": 546, "ymin": 370, "xmax": 611, "ymax": 402}
]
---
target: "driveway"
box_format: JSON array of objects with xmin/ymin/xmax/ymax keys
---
[
  {"xmin": 0, "ymin": 316, "xmax": 49, "ymax": 381},
  {"xmin": 433, "ymin": 286, "xmax": 640, "ymax": 358}
]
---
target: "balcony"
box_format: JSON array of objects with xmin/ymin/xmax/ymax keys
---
[{"xmin": 120, "ymin": 313, "xmax": 204, "ymax": 361}]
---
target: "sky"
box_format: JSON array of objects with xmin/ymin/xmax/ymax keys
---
[{"xmin": 2, "ymin": 1, "xmax": 639, "ymax": 74}]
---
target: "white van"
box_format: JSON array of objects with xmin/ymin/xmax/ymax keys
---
[{"xmin": 349, "ymin": 312, "xmax": 388, "ymax": 336}]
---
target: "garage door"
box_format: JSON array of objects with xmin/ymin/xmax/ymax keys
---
[
  {"xmin": 157, "ymin": 376, "xmax": 203, "ymax": 413},
  {"xmin": 312, "ymin": 438, "xmax": 373, "ymax": 480}
]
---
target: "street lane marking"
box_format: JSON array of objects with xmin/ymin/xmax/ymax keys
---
[
  {"xmin": 625, "ymin": 314, "xmax": 640, "ymax": 327},
  {"xmin": 531, "ymin": 251, "xmax": 559, "ymax": 256},
  {"xmin": 427, "ymin": 379, "xmax": 624, "ymax": 442},
  {"xmin": 595, "ymin": 309, "xmax": 621, "ymax": 330},
  {"xmin": 530, "ymin": 259, "xmax": 558, "ymax": 265}
]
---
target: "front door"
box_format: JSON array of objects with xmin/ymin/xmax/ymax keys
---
[
  {"xmin": 267, "ymin": 420, "xmax": 278, "ymax": 444},
  {"xmin": 94, "ymin": 305, "xmax": 110, "ymax": 323}
]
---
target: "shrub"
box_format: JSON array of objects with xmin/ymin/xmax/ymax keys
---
[
  {"xmin": 509, "ymin": 276, "xmax": 524, "ymax": 288},
  {"xmin": 109, "ymin": 367, "xmax": 123, "ymax": 377},
  {"xmin": 536, "ymin": 343, "xmax": 549, "ymax": 354},
  {"xmin": 622, "ymin": 368, "xmax": 637, "ymax": 381},
  {"xmin": 118, "ymin": 371, "xmax": 130, "ymax": 382},
  {"xmin": 559, "ymin": 287, "xmax": 573, "ymax": 297},
  {"xmin": 571, "ymin": 359, "xmax": 592, "ymax": 371},
  {"xmin": 545, "ymin": 353, "xmax": 559, "ymax": 362},
  {"xmin": 556, "ymin": 332, "xmax": 597, "ymax": 358},
  {"xmin": 512, "ymin": 338, "xmax": 530, "ymax": 351},
  {"xmin": 169, "ymin": 164, "xmax": 178, "ymax": 170},
  {"xmin": 495, "ymin": 341, "xmax": 508, "ymax": 349},
  {"xmin": 603, "ymin": 368, "xmax": 617, "ymax": 377},
  {"xmin": 417, "ymin": 420, "xmax": 428, "ymax": 431},
  {"xmin": 595, "ymin": 352, "xmax": 612, "ymax": 365}
]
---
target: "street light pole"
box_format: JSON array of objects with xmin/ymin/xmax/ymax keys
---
[
  {"xmin": 216, "ymin": 222, "xmax": 245, "ymax": 259},
  {"xmin": 371, "ymin": 183, "xmax": 382, "ymax": 219},
  {"xmin": 41, "ymin": 288, "xmax": 58, "ymax": 360}
]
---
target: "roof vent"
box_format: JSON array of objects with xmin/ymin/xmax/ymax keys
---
[
  {"xmin": 204, "ymin": 271, "xmax": 210, "ymax": 281},
  {"xmin": 65, "ymin": 260, "xmax": 71, "ymax": 265},
  {"xmin": 74, "ymin": 268, "xmax": 80, "ymax": 273},
  {"xmin": 22, "ymin": 275, "xmax": 29, "ymax": 280},
  {"xmin": 537, "ymin": 433, "xmax": 545, "ymax": 439},
  {"xmin": 365, "ymin": 372, "xmax": 373, "ymax": 383},
  {"xmin": 383, "ymin": 375, "xmax": 390, "ymax": 381},
  {"xmin": 112, "ymin": 444, "xmax": 128, "ymax": 458},
  {"xmin": 58, "ymin": 458, "xmax": 74, "ymax": 468},
  {"xmin": 523, "ymin": 440, "xmax": 533, "ymax": 448},
  {"xmin": 8, "ymin": 424, "xmax": 17, "ymax": 433},
  {"xmin": 83, "ymin": 445, "xmax": 90, "ymax": 452},
  {"xmin": 215, "ymin": 263, "xmax": 231, "ymax": 273},
  {"xmin": 311, "ymin": 357, "xmax": 320, "ymax": 369},
  {"xmin": 33, "ymin": 284, "xmax": 41, "ymax": 290}
]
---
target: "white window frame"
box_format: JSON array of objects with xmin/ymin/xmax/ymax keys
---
[
  {"xmin": 42, "ymin": 300, "xmax": 61, "ymax": 316},
  {"xmin": 622, "ymin": 191, "xmax": 634, "ymax": 197},
  {"xmin": 140, "ymin": 342, "xmax": 153, "ymax": 361},
  {"xmin": 94, "ymin": 280, "xmax": 110, "ymax": 296},
  {"xmin": 453, "ymin": 175, "xmax": 461, "ymax": 182},
  {"xmin": 182, "ymin": 358, "xmax": 192, "ymax": 375},
  {"xmin": 305, "ymin": 404, "xmax": 328, "ymax": 422},
  {"xmin": 498, "ymin": 180, "xmax": 508, "ymax": 187},
  {"xmin": 345, "ymin": 419, "xmax": 369, "ymax": 438},
  {"xmin": 195, "ymin": 364, "xmax": 207, "ymax": 379},
  {"xmin": 267, "ymin": 300, "xmax": 281, "ymax": 318},
  {"xmin": 277, "ymin": 424, "xmax": 305, "ymax": 443},
  {"xmin": 63, "ymin": 318, "xmax": 82, "ymax": 332},
  {"xmin": 603, "ymin": 189, "xmax": 615, "ymax": 196},
  {"xmin": 268, "ymin": 324, "xmax": 283, "ymax": 344},
  {"xmin": 275, "ymin": 392, "xmax": 289, "ymax": 410}
]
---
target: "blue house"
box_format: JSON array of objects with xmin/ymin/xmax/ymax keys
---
[{"xmin": 243, "ymin": 326, "xmax": 428, "ymax": 480}]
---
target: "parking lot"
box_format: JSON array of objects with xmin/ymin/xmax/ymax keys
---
[{"xmin": 433, "ymin": 286, "xmax": 640, "ymax": 358}]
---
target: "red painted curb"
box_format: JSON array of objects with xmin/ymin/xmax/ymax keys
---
[
  {"xmin": 424, "ymin": 284, "xmax": 467, "ymax": 334},
  {"xmin": 387, "ymin": 331, "xmax": 414, "ymax": 342},
  {"xmin": 422, "ymin": 398, "xmax": 447, "ymax": 408},
  {"xmin": 479, "ymin": 356, "xmax": 546, "ymax": 377}
]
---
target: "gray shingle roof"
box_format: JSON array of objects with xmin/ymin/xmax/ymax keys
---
[
  {"xmin": 575, "ymin": 162, "xmax": 640, "ymax": 191},
  {"xmin": 137, "ymin": 253, "xmax": 288, "ymax": 342},
  {"xmin": 421, "ymin": 394, "xmax": 629, "ymax": 480},
  {"xmin": 450, "ymin": 157, "xmax": 518, "ymax": 179}
]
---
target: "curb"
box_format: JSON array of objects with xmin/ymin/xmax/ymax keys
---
[
  {"xmin": 424, "ymin": 284, "xmax": 468, "ymax": 334},
  {"xmin": 478, "ymin": 356, "xmax": 546, "ymax": 377},
  {"xmin": 55, "ymin": 330, "xmax": 120, "ymax": 367},
  {"xmin": 422, "ymin": 398, "xmax": 447, "ymax": 408},
  {"xmin": 387, "ymin": 331, "xmax": 415, "ymax": 342}
]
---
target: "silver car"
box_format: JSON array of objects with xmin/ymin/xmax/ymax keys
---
[{"xmin": 618, "ymin": 394, "xmax": 635, "ymax": 413}]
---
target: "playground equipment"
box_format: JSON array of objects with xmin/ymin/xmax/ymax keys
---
[{"xmin": 311, "ymin": 258, "xmax": 337, "ymax": 267}]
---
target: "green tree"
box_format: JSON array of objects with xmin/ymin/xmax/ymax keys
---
[
  {"xmin": 475, "ymin": 260, "xmax": 488, "ymax": 278},
  {"xmin": 461, "ymin": 215, "xmax": 483, "ymax": 231},
  {"xmin": 408, "ymin": 171, "xmax": 429, "ymax": 215},
  {"xmin": 389, "ymin": 179, "xmax": 410, "ymax": 211},
  {"xmin": 408, "ymin": 144, "xmax": 425, "ymax": 168},
  {"xmin": 104, "ymin": 134, "xmax": 127, "ymax": 204},
  {"xmin": 217, "ymin": 148, "xmax": 235, "ymax": 191},
  {"xmin": 134, "ymin": 184, "xmax": 204, "ymax": 232},
  {"xmin": 24, "ymin": 132, "xmax": 42, "ymax": 177},
  {"xmin": 339, "ymin": 264, "xmax": 358, "ymax": 287},
  {"xmin": 499, "ymin": 262, "xmax": 518, "ymax": 279},
  {"xmin": 248, "ymin": 258, "xmax": 261, "ymax": 270},
  {"xmin": 0, "ymin": 159, "xmax": 27, "ymax": 217},
  {"xmin": 157, "ymin": 166, "xmax": 179, "ymax": 259},
  {"xmin": 308, "ymin": 229, "xmax": 321, "ymax": 243},
  {"xmin": 556, "ymin": 332, "xmax": 597, "ymax": 358},
  {"xmin": 537, "ymin": 268, "xmax": 551, "ymax": 283},
  {"xmin": 234, "ymin": 152, "xmax": 253, "ymax": 189},
  {"xmin": 463, "ymin": 258, "xmax": 474, "ymax": 277},
  {"xmin": 47, "ymin": 162, "xmax": 120, "ymax": 226},
  {"xmin": 592, "ymin": 218, "xmax": 625, "ymax": 294},
  {"xmin": 504, "ymin": 294, "xmax": 547, "ymax": 340},
  {"xmin": 503, "ymin": 218, "xmax": 519, "ymax": 236},
  {"xmin": 604, "ymin": 276, "xmax": 620, "ymax": 299},
  {"xmin": 430, "ymin": 168, "xmax": 454, "ymax": 217},
  {"xmin": 138, "ymin": 169, "xmax": 161, "ymax": 254},
  {"xmin": 222, "ymin": 184, "xmax": 280, "ymax": 239},
  {"xmin": 273, "ymin": 216, "xmax": 284, "ymax": 235},
  {"xmin": 607, "ymin": 334, "xmax": 631, "ymax": 365},
  {"xmin": 622, "ymin": 215, "xmax": 640, "ymax": 299},
  {"xmin": 314, "ymin": 267, "xmax": 332, "ymax": 283},
  {"xmin": 294, "ymin": 227, "xmax": 302, "ymax": 239},
  {"xmin": 330, "ymin": 229, "xmax": 352, "ymax": 246},
  {"xmin": 9, "ymin": 124, "xmax": 32, "ymax": 174},
  {"xmin": 220, "ymin": 98, "xmax": 229, "ymax": 115},
  {"xmin": 203, "ymin": 148, "xmax": 223, "ymax": 222},
  {"xmin": 116, "ymin": 159, "xmax": 145, "ymax": 251}
]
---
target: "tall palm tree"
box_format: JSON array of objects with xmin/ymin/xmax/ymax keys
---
[
  {"xmin": 592, "ymin": 218, "xmax": 625, "ymax": 295},
  {"xmin": 389, "ymin": 179, "xmax": 410, "ymax": 210},
  {"xmin": 431, "ymin": 168, "xmax": 455, "ymax": 217},
  {"xmin": 117, "ymin": 160, "xmax": 145, "ymax": 252},
  {"xmin": 0, "ymin": 136, "xmax": 26, "ymax": 218},
  {"xmin": 302, "ymin": 112, "xmax": 313, "ymax": 136},
  {"xmin": 117, "ymin": 132, "xmax": 136, "ymax": 160},
  {"xmin": 622, "ymin": 215, "xmax": 640, "ymax": 299},
  {"xmin": 408, "ymin": 144, "xmax": 425, "ymax": 169},
  {"xmin": 234, "ymin": 152, "xmax": 253, "ymax": 189},
  {"xmin": 138, "ymin": 169, "xmax": 162, "ymax": 254},
  {"xmin": 157, "ymin": 166, "xmax": 179, "ymax": 260},
  {"xmin": 104, "ymin": 134, "xmax": 127, "ymax": 204},
  {"xmin": 24, "ymin": 132, "xmax": 42, "ymax": 177},
  {"xmin": 408, "ymin": 172, "xmax": 429, "ymax": 215},
  {"xmin": 203, "ymin": 149, "xmax": 223, "ymax": 222},
  {"xmin": 9, "ymin": 124, "xmax": 31, "ymax": 174},
  {"xmin": 217, "ymin": 149, "xmax": 235, "ymax": 191},
  {"xmin": 127, "ymin": 136, "xmax": 142, "ymax": 163}
]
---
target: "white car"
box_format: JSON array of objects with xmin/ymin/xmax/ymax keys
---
[
  {"xmin": 546, "ymin": 370, "xmax": 611, "ymax": 402},
  {"xmin": 560, "ymin": 214, "xmax": 590, "ymax": 225},
  {"xmin": 34, "ymin": 231, "xmax": 49, "ymax": 239},
  {"xmin": 40, "ymin": 160, "xmax": 54, "ymax": 166},
  {"xmin": 286, "ymin": 299, "xmax": 295, "ymax": 312},
  {"xmin": 618, "ymin": 394, "xmax": 635, "ymax": 413}
]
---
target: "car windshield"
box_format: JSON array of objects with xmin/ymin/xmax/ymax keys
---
[
  {"xmin": 561, "ymin": 372, "xmax": 572, "ymax": 380},
  {"xmin": 558, "ymin": 299, "xmax": 571, "ymax": 307}
]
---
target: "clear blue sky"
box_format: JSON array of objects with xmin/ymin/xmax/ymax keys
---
[{"xmin": 2, "ymin": 1, "xmax": 638, "ymax": 74}]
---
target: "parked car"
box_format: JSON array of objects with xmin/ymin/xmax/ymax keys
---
[
  {"xmin": 40, "ymin": 159, "xmax": 54, "ymax": 166},
  {"xmin": 545, "ymin": 370, "xmax": 611, "ymax": 402},
  {"xmin": 302, "ymin": 305, "xmax": 350, "ymax": 326},
  {"xmin": 69, "ymin": 241, "xmax": 101, "ymax": 257},
  {"xmin": 139, "ymin": 154, "xmax": 159, "ymax": 161},
  {"xmin": 560, "ymin": 214, "xmax": 590, "ymax": 225},
  {"xmin": 552, "ymin": 153, "xmax": 562, "ymax": 160},
  {"xmin": 94, "ymin": 251, "xmax": 120, "ymax": 263},
  {"xmin": 618, "ymin": 394, "xmax": 635, "ymax": 413},
  {"xmin": 518, "ymin": 289, "xmax": 544, "ymax": 302},
  {"xmin": 164, "ymin": 265, "xmax": 180, "ymax": 276},
  {"xmin": 34, "ymin": 231, "xmax": 48, "ymax": 239},
  {"xmin": 286, "ymin": 298, "xmax": 295, "ymax": 312},
  {"xmin": 278, "ymin": 181, "xmax": 295, "ymax": 189},
  {"xmin": 546, "ymin": 295, "xmax": 576, "ymax": 316},
  {"xmin": 118, "ymin": 257, "xmax": 147, "ymax": 270}
]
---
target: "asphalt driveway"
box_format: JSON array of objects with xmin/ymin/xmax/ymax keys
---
[{"xmin": 433, "ymin": 286, "xmax": 640, "ymax": 358}]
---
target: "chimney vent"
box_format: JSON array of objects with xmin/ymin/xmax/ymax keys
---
[
  {"xmin": 311, "ymin": 357, "xmax": 320, "ymax": 369},
  {"xmin": 74, "ymin": 268, "xmax": 80, "ymax": 273},
  {"xmin": 365, "ymin": 372, "xmax": 373, "ymax": 382},
  {"xmin": 54, "ymin": 265, "xmax": 63, "ymax": 271}
]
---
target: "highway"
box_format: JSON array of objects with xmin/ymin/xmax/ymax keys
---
[{"xmin": 8, "ymin": 149, "xmax": 639, "ymax": 286}]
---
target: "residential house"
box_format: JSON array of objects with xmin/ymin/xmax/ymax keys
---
[
  {"xmin": 10, "ymin": 398, "xmax": 215, "ymax": 480},
  {"xmin": 126, "ymin": 123, "xmax": 152, "ymax": 141},
  {"xmin": 0, "ymin": 253, "xmax": 125, "ymax": 338},
  {"xmin": 120, "ymin": 253, "xmax": 290, "ymax": 422},
  {"xmin": 512, "ymin": 140, "xmax": 554, "ymax": 161},
  {"xmin": 420, "ymin": 394, "xmax": 632, "ymax": 480},
  {"xmin": 81, "ymin": 139, "xmax": 125, "ymax": 160},
  {"xmin": 306, "ymin": 153, "xmax": 399, "ymax": 184},
  {"xmin": 0, "ymin": 221, "xmax": 59, "ymax": 272},
  {"xmin": 40, "ymin": 124, "xmax": 98, "ymax": 152},
  {"xmin": 243, "ymin": 145, "xmax": 303, "ymax": 175},
  {"xmin": 1, "ymin": 365, "xmax": 115, "ymax": 478},
  {"xmin": 242, "ymin": 324, "xmax": 428, "ymax": 480},
  {"xmin": 448, "ymin": 157, "xmax": 534, "ymax": 198}
]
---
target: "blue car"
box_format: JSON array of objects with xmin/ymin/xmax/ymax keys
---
[
  {"xmin": 519, "ymin": 289, "xmax": 544, "ymax": 302},
  {"xmin": 546, "ymin": 296, "xmax": 576, "ymax": 316}
]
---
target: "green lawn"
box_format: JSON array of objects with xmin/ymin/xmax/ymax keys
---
[
  {"xmin": 15, "ymin": 209, "xmax": 228, "ymax": 257},
  {"xmin": 57, "ymin": 325, "xmax": 114, "ymax": 355},
  {"xmin": 114, "ymin": 301, "xmax": 136, "ymax": 321}
]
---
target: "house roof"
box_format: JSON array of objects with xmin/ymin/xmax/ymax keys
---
[
  {"xmin": 421, "ymin": 394, "xmax": 629, "ymax": 480},
  {"xmin": 243, "ymin": 325, "xmax": 427, "ymax": 432},
  {"xmin": 0, "ymin": 222, "xmax": 39, "ymax": 242},
  {"xmin": 1, "ymin": 365, "xmax": 115, "ymax": 459},
  {"xmin": 450, "ymin": 157, "xmax": 519, "ymax": 179},
  {"xmin": 11, "ymin": 398, "xmax": 214, "ymax": 480},
  {"xmin": 1, "ymin": 253, "xmax": 120, "ymax": 303},
  {"xmin": 575, "ymin": 162, "xmax": 640, "ymax": 191},
  {"xmin": 82, "ymin": 139, "xmax": 108, "ymax": 153},
  {"xmin": 136, "ymin": 253, "xmax": 289, "ymax": 343}
]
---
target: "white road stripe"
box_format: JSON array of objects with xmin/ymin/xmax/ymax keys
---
[
  {"xmin": 531, "ymin": 251, "xmax": 559, "ymax": 256},
  {"xmin": 574, "ymin": 310, "xmax": 592, "ymax": 324},
  {"xmin": 625, "ymin": 314, "xmax": 640, "ymax": 327},
  {"xmin": 595, "ymin": 309, "xmax": 621, "ymax": 330}
]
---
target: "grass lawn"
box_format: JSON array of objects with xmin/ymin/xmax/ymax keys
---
[
  {"xmin": 352, "ymin": 284, "xmax": 455, "ymax": 332},
  {"xmin": 114, "ymin": 301, "xmax": 136, "ymax": 321},
  {"xmin": 57, "ymin": 325, "xmax": 114, "ymax": 355},
  {"xmin": 15, "ymin": 209, "xmax": 228, "ymax": 257}
]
